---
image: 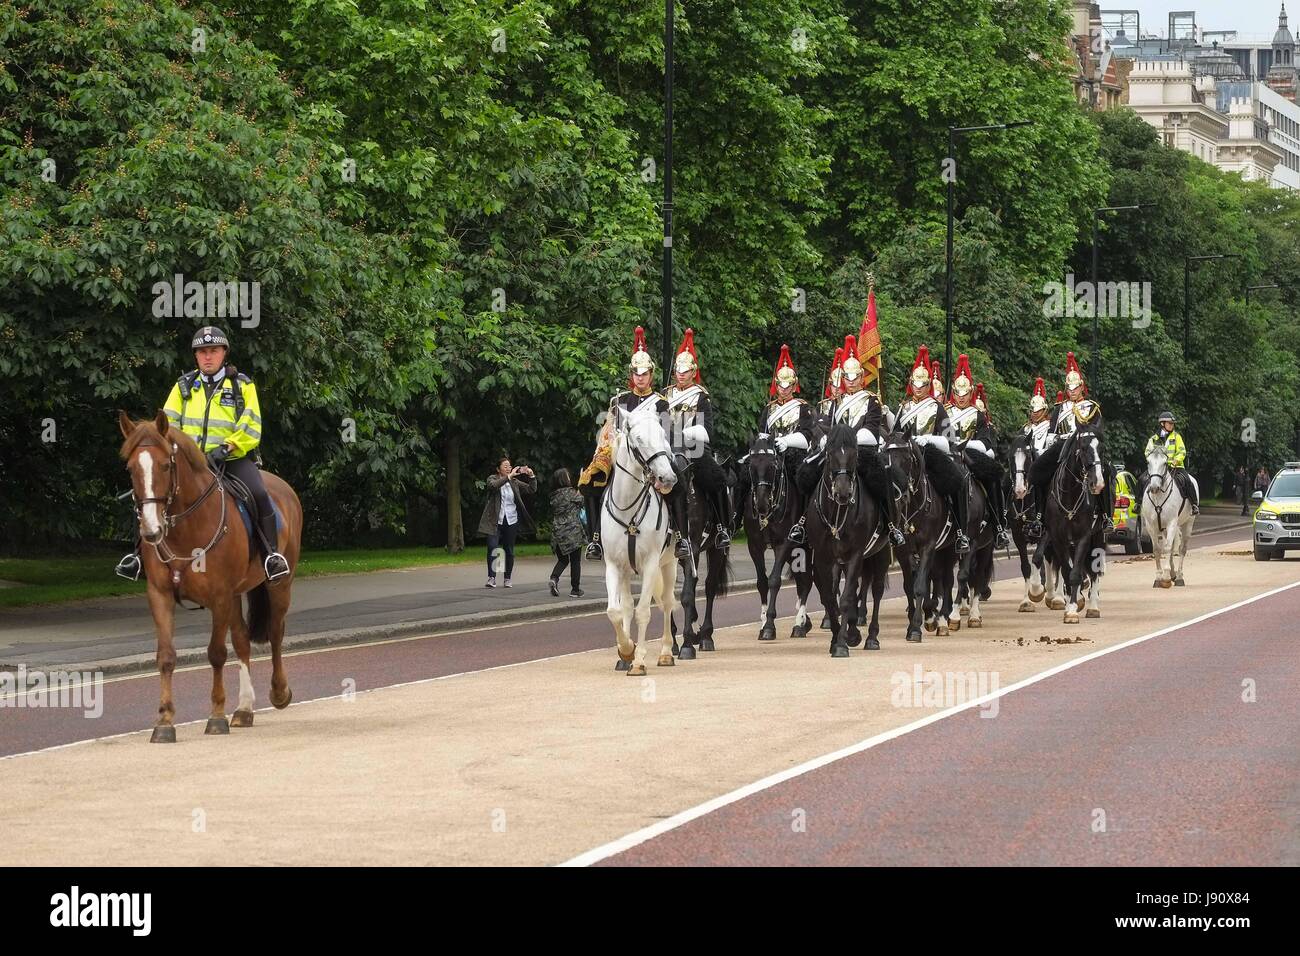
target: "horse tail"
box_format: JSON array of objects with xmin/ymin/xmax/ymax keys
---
[
  {"xmin": 246, "ymin": 583, "xmax": 272, "ymax": 645},
  {"xmin": 712, "ymin": 548, "xmax": 733, "ymax": 598}
]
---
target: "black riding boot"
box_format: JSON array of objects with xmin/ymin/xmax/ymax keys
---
[
  {"xmin": 259, "ymin": 512, "xmax": 290, "ymax": 581},
  {"xmin": 710, "ymin": 487, "xmax": 731, "ymax": 549},
  {"xmin": 1027, "ymin": 484, "xmax": 1045, "ymax": 539},
  {"xmin": 583, "ymin": 489, "xmax": 604, "ymax": 560},
  {"xmin": 989, "ymin": 481, "xmax": 1010, "ymax": 549},
  {"xmin": 670, "ymin": 484, "xmax": 692, "ymax": 560},
  {"xmin": 879, "ymin": 453, "xmax": 905, "ymax": 545},
  {"xmin": 952, "ymin": 487, "xmax": 971, "ymax": 555}
]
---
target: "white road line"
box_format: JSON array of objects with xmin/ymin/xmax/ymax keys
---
[{"xmin": 559, "ymin": 577, "xmax": 1300, "ymax": 867}]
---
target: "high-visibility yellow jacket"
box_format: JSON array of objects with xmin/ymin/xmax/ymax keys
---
[
  {"xmin": 162, "ymin": 368, "xmax": 263, "ymax": 459},
  {"xmin": 1145, "ymin": 428, "xmax": 1186, "ymax": 469}
]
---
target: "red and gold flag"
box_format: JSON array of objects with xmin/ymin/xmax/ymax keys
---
[{"xmin": 858, "ymin": 283, "xmax": 883, "ymax": 399}]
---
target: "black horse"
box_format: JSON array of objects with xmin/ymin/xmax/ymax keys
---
[
  {"xmin": 881, "ymin": 428, "xmax": 958, "ymax": 642},
  {"xmin": 739, "ymin": 435, "xmax": 815, "ymax": 643},
  {"xmin": 802, "ymin": 424, "xmax": 889, "ymax": 657},
  {"xmin": 671, "ymin": 458, "xmax": 733, "ymax": 659},
  {"xmin": 950, "ymin": 447, "xmax": 997, "ymax": 629},
  {"xmin": 1007, "ymin": 431, "xmax": 1054, "ymax": 612},
  {"xmin": 1040, "ymin": 428, "xmax": 1105, "ymax": 624}
]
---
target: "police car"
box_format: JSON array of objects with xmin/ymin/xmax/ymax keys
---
[{"xmin": 1253, "ymin": 462, "xmax": 1300, "ymax": 561}]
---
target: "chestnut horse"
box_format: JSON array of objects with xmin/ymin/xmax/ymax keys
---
[{"xmin": 118, "ymin": 411, "xmax": 302, "ymax": 742}]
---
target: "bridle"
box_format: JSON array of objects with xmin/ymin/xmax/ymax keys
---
[
  {"xmin": 1052, "ymin": 431, "xmax": 1100, "ymax": 522},
  {"xmin": 814, "ymin": 434, "xmax": 858, "ymax": 540},
  {"xmin": 129, "ymin": 440, "xmax": 228, "ymax": 601},
  {"xmin": 747, "ymin": 437, "xmax": 788, "ymax": 531},
  {"xmin": 885, "ymin": 438, "xmax": 930, "ymax": 536},
  {"xmin": 1009, "ymin": 442, "xmax": 1036, "ymax": 523},
  {"xmin": 603, "ymin": 414, "xmax": 671, "ymax": 574}
]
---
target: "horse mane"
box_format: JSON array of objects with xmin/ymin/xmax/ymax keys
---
[
  {"xmin": 119, "ymin": 417, "xmax": 209, "ymax": 474},
  {"xmin": 827, "ymin": 422, "xmax": 857, "ymax": 449}
]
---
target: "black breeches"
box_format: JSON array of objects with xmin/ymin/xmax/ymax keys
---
[
  {"xmin": 1173, "ymin": 468, "xmax": 1199, "ymax": 505},
  {"xmin": 688, "ymin": 450, "xmax": 726, "ymax": 494},
  {"xmin": 795, "ymin": 457, "xmax": 822, "ymax": 497},
  {"xmin": 965, "ymin": 453, "xmax": 1006, "ymax": 524},
  {"xmin": 224, "ymin": 456, "xmax": 274, "ymax": 520},
  {"xmin": 856, "ymin": 448, "xmax": 895, "ymax": 522},
  {"xmin": 582, "ymin": 485, "xmax": 604, "ymax": 539},
  {"xmin": 923, "ymin": 445, "xmax": 968, "ymax": 529},
  {"xmin": 1029, "ymin": 440, "xmax": 1062, "ymax": 490}
]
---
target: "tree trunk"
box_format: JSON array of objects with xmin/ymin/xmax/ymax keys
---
[{"xmin": 445, "ymin": 432, "xmax": 465, "ymax": 553}]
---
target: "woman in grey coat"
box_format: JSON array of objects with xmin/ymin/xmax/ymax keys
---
[
  {"xmin": 477, "ymin": 456, "xmax": 536, "ymax": 588},
  {"xmin": 548, "ymin": 468, "xmax": 586, "ymax": 596}
]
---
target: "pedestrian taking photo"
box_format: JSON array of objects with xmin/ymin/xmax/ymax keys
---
[{"xmin": 477, "ymin": 457, "xmax": 536, "ymax": 588}]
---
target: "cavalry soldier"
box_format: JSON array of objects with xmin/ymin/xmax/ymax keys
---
[
  {"xmin": 1145, "ymin": 412, "xmax": 1200, "ymax": 515},
  {"xmin": 1026, "ymin": 351, "xmax": 1113, "ymax": 538},
  {"xmin": 895, "ymin": 345, "xmax": 971, "ymax": 553},
  {"xmin": 818, "ymin": 347, "xmax": 846, "ymax": 421},
  {"xmin": 665, "ymin": 329, "xmax": 731, "ymax": 552},
  {"xmin": 946, "ymin": 355, "xmax": 1009, "ymax": 549},
  {"xmin": 1023, "ymin": 377, "xmax": 1052, "ymax": 455},
  {"xmin": 735, "ymin": 345, "xmax": 815, "ymax": 541},
  {"xmin": 115, "ymin": 325, "xmax": 290, "ymax": 582},
  {"xmin": 579, "ymin": 326, "xmax": 688, "ymax": 561}
]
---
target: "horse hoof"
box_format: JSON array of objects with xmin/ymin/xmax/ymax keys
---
[
  {"xmin": 1019, "ymin": 600, "xmax": 1034, "ymax": 613},
  {"xmin": 937, "ymin": 624, "xmax": 949, "ymax": 637},
  {"xmin": 150, "ymin": 725, "xmax": 177, "ymax": 744},
  {"xmin": 231, "ymin": 710, "xmax": 254, "ymax": 728},
  {"xmin": 866, "ymin": 636, "xmax": 880, "ymax": 650},
  {"xmin": 980, "ymin": 587, "xmax": 992, "ymax": 601},
  {"xmin": 204, "ymin": 717, "xmax": 230, "ymax": 736},
  {"xmin": 614, "ymin": 659, "xmax": 631, "ymax": 672},
  {"xmin": 1159, "ymin": 579, "xmax": 1173, "ymax": 589},
  {"xmin": 906, "ymin": 630, "xmax": 923, "ymax": 643},
  {"xmin": 1063, "ymin": 613, "xmax": 1079, "ymax": 624},
  {"xmin": 846, "ymin": 631, "xmax": 863, "ymax": 649},
  {"xmin": 699, "ymin": 636, "xmax": 716, "ymax": 652},
  {"xmin": 949, "ymin": 619, "xmax": 961, "ymax": 633},
  {"xmin": 967, "ymin": 618, "xmax": 982, "ymax": 629},
  {"xmin": 959, "ymin": 605, "xmax": 969, "ymax": 617},
  {"xmin": 627, "ymin": 664, "xmax": 647, "ymax": 677},
  {"xmin": 271, "ymin": 687, "xmax": 292, "ymax": 710},
  {"xmin": 1029, "ymin": 589, "xmax": 1045, "ymax": 604},
  {"xmin": 789, "ymin": 625, "xmax": 808, "ymax": 640},
  {"xmin": 830, "ymin": 644, "xmax": 850, "ymax": 659},
  {"xmin": 758, "ymin": 625, "xmax": 777, "ymax": 642},
  {"xmin": 924, "ymin": 619, "xmax": 937, "ymax": 633},
  {"xmin": 657, "ymin": 655, "xmax": 675, "ymax": 667},
  {"xmin": 1174, "ymin": 578, "xmax": 1185, "ymax": 587},
  {"xmin": 1049, "ymin": 599, "xmax": 1066, "ymax": 611},
  {"xmin": 1086, "ymin": 609, "xmax": 1101, "ymax": 619},
  {"xmin": 678, "ymin": 645, "xmax": 696, "ymax": 661}
]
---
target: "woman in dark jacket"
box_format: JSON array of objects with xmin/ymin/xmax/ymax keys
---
[
  {"xmin": 476, "ymin": 457, "xmax": 536, "ymax": 588},
  {"xmin": 548, "ymin": 468, "xmax": 586, "ymax": 596}
]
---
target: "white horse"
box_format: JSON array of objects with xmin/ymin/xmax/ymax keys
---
[
  {"xmin": 1140, "ymin": 444, "xmax": 1197, "ymax": 588},
  {"xmin": 602, "ymin": 407, "xmax": 680, "ymax": 676}
]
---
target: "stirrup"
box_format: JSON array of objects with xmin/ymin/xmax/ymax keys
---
[
  {"xmin": 787, "ymin": 520, "xmax": 806, "ymax": 544},
  {"xmin": 888, "ymin": 523, "xmax": 905, "ymax": 546},
  {"xmin": 115, "ymin": 553, "xmax": 142, "ymax": 581},
  {"xmin": 264, "ymin": 552, "xmax": 291, "ymax": 581},
  {"xmin": 1101, "ymin": 516, "xmax": 1115, "ymax": 533},
  {"xmin": 713, "ymin": 526, "xmax": 731, "ymax": 549},
  {"xmin": 1026, "ymin": 517, "xmax": 1043, "ymax": 540},
  {"xmin": 674, "ymin": 533, "xmax": 692, "ymax": 560},
  {"xmin": 585, "ymin": 539, "xmax": 603, "ymax": 560},
  {"xmin": 955, "ymin": 530, "xmax": 971, "ymax": 555},
  {"xmin": 995, "ymin": 527, "xmax": 1010, "ymax": 548}
]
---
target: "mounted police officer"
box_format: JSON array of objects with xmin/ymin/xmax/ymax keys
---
[
  {"xmin": 115, "ymin": 325, "xmax": 290, "ymax": 582},
  {"xmin": 946, "ymin": 355, "xmax": 1010, "ymax": 549},
  {"xmin": 579, "ymin": 327, "xmax": 688, "ymax": 560},
  {"xmin": 734, "ymin": 345, "xmax": 815, "ymax": 541},
  {"xmin": 1145, "ymin": 412, "xmax": 1199, "ymax": 515},
  {"xmin": 665, "ymin": 329, "xmax": 730, "ymax": 553},
  {"xmin": 1026, "ymin": 351, "xmax": 1113, "ymax": 538}
]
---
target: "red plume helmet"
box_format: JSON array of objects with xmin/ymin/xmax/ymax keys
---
[
  {"xmin": 951, "ymin": 353, "xmax": 974, "ymax": 397},
  {"xmin": 1030, "ymin": 377, "xmax": 1049, "ymax": 412},
  {"xmin": 909, "ymin": 345, "xmax": 932, "ymax": 393},
  {"xmin": 628, "ymin": 325, "xmax": 655, "ymax": 388},
  {"xmin": 770, "ymin": 344, "xmax": 799, "ymax": 396},
  {"xmin": 931, "ymin": 361, "xmax": 944, "ymax": 400},
  {"xmin": 673, "ymin": 328, "xmax": 701, "ymax": 384},
  {"xmin": 1064, "ymin": 350, "xmax": 1086, "ymax": 395},
  {"xmin": 825, "ymin": 347, "xmax": 846, "ymax": 399}
]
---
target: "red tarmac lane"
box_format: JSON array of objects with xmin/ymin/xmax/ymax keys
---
[
  {"xmin": 1, "ymin": 524, "xmax": 1256, "ymax": 760},
  {"xmin": 598, "ymin": 583, "xmax": 1300, "ymax": 866}
]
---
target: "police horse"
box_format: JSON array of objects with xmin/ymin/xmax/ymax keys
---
[
  {"xmin": 601, "ymin": 406, "xmax": 682, "ymax": 675},
  {"xmin": 1140, "ymin": 443, "xmax": 1197, "ymax": 588}
]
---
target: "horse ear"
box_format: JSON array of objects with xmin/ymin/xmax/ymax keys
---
[
  {"xmin": 154, "ymin": 409, "xmax": 169, "ymax": 435},
  {"xmin": 117, "ymin": 410, "xmax": 134, "ymax": 439}
]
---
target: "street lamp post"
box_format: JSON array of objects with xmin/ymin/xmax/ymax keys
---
[
  {"xmin": 661, "ymin": 0, "xmax": 674, "ymax": 374},
  {"xmin": 1245, "ymin": 283, "xmax": 1279, "ymax": 306},
  {"xmin": 1090, "ymin": 203, "xmax": 1148, "ymax": 390},
  {"xmin": 1183, "ymin": 254, "xmax": 1240, "ymax": 361},
  {"xmin": 944, "ymin": 120, "xmax": 1033, "ymax": 378}
]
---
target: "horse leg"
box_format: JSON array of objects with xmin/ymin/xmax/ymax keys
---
[
  {"xmin": 204, "ymin": 600, "xmax": 231, "ymax": 735},
  {"xmin": 968, "ymin": 547, "xmax": 991, "ymax": 628},
  {"xmin": 790, "ymin": 547, "xmax": 813, "ymax": 639},
  {"xmin": 266, "ymin": 583, "xmax": 294, "ymax": 709},
  {"xmin": 759, "ymin": 540, "xmax": 786, "ymax": 642},
  {"xmin": 1086, "ymin": 569, "xmax": 1102, "ymax": 618},
  {"xmin": 823, "ymin": 565, "xmax": 842, "ymax": 630},
  {"xmin": 1048, "ymin": 556, "xmax": 1066, "ymax": 610},
  {"xmin": 1064, "ymin": 536, "xmax": 1088, "ymax": 623},
  {"xmin": 148, "ymin": 585, "xmax": 178, "ymax": 743},
  {"xmin": 657, "ymin": 560, "xmax": 678, "ymax": 668},
  {"xmin": 815, "ymin": 556, "xmax": 845, "ymax": 657},
  {"xmin": 677, "ymin": 553, "xmax": 699, "ymax": 658},
  {"xmin": 698, "ymin": 550, "xmax": 720, "ymax": 651},
  {"xmin": 842, "ymin": 557, "xmax": 863, "ymax": 649},
  {"xmin": 229, "ymin": 596, "xmax": 257, "ymax": 728},
  {"xmin": 606, "ymin": 562, "xmax": 633, "ymax": 671},
  {"xmin": 865, "ymin": 551, "xmax": 885, "ymax": 650},
  {"xmin": 940, "ymin": 553, "xmax": 958, "ymax": 635},
  {"xmin": 628, "ymin": 567, "xmax": 655, "ymax": 677},
  {"xmin": 1174, "ymin": 520, "xmax": 1190, "ymax": 585},
  {"xmin": 908, "ymin": 550, "xmax": 929, "ymax": 643},
  {"xmin": 750, "ymin": 536, "xmax": 770, "ymax": 632}
]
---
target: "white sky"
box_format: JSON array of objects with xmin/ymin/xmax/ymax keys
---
[{"xmin": 1122, "ymin": 1, "xmax": 1291, "ymax": 41}]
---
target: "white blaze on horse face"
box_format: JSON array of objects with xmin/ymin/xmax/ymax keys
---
[
  {"xmin": 136, "ymin": 452, "xmax": 163, "ymax": 538},
  {"xmin": 1014, "ymin": 449, "xmax": 1027, "ymax": 498}
]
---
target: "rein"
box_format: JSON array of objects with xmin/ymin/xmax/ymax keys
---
[
  {"xmin": 747, "ymin": 441, "xmax": 788, "ymax": 531},
  {"xmin": 1052, "ymin": 434, "xmax": 1096, "ymax": 522},
  {"xmin": 813, "ymin": 444, "xmax": 858, "ymax": 541},
  {"xmin": 603, "ymin": 422, "xmax": 670, "ymax": 575}
]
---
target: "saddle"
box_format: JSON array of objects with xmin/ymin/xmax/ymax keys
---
[{"xmin": 218, "ymin": 471, "xmax": 284, "ymax": 545}]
